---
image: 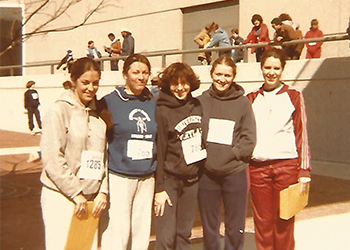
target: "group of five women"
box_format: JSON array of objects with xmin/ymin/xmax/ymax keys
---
[{"xmin": 40, "ymin": 47, "xmax": 310, "ymax": 250}]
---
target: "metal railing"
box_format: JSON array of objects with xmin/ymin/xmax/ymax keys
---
[{"xmin": 1, "ymin": 33, "xmax": 349, "ymax": 76}]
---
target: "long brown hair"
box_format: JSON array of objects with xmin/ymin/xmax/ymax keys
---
[
  {"xmin": 70, "ymin": 57, "xmax": 101, "ymax": 83},
  {"xmin": 70, "ymin": 57, "xmax": 113, "ymax": 130}
]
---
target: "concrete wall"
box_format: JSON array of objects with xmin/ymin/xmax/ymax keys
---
[
  {"xmin": 2, "ymin": 0, "xmax": 350, "ymax": 74},
  {"xmin": 1, "ymin": 57, "xmax": 350, "ymax": 165}
]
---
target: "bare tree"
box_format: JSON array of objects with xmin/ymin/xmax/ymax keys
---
[{"xmin": 0, "ymin": 0, "xmax": 118, "ymax": 57}]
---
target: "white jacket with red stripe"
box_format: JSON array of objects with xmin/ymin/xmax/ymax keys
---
[{"xmin": 246, "ymin": 83, "xmax": 311, "ymax": 177}]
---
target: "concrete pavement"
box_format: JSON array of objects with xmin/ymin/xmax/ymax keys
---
[{"xmin": 1, "ymin": 130, "xmax": 350, "ymax": 249}]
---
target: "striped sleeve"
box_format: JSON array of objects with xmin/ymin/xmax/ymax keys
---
[{"xmin": 288, "ymin": 88, "xmax": 311, "ymax": 177}]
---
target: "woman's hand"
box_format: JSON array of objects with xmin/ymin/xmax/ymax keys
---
[
  {"xmin": 299, "ymin": 177, "xmax": 311, "ymax": 195},
  {"xmin": 92, "ymin": 192, "xmax": 107, "ymax": 217},
  {"xmin": 154, "ymin": 191, "xmax": 172, "ymax": 217},
  {"xmin": 73, "ymin": 193, "xmax": 87, "ymax": 219}
]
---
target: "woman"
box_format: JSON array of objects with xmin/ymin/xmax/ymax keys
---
[
  {"xmin": 40, "ymin": 57, "xmax": 109, "ymax": 250},
  {"xmin": 246, "ymin": 48, "xmax": 311, "ymax": 250},
  {"xmin": 24, "ymin": 80, "xmax": 42, "ymax": 135},
  {"xmin": 305, "ymin": 19, "xmax": 324, "ymax": 59},
  {"xmin": 206, "ymin": 22, "xmax": 231, "ymax": 57},
  {"xmin": 245, "ymin": 14, "xmax": 270, "ymax": 62},
  {"xmin": 198, "ymin": 55, "xmax": 256, "ymax": 250},
  {"xmin": 194, "ymin": 24, "xmax": 213, "ymax": 65},
  {"xmin": 154, "ymin": 62, "xmax": 206, "ymax": 250},
  {"xmin": 101, "ymin": 54, "xmax": 157, "ymax": 250}
]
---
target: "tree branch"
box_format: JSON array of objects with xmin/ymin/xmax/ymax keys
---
[{"xmin": 1, "ymin": 0, "xmax": 118, "ymax": 58}]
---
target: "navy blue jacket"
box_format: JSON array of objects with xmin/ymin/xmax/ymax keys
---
[{"xmin": 103, "ymin": 87, "xmax": 157, "ymax": 177}]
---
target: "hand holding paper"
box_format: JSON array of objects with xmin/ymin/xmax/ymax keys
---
[{"xmin": 280, "ymin": 181, "xmax": 310, "ymax": 220}]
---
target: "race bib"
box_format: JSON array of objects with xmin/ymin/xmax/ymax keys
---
[
  {"xmin": 31, "ymin": 93, "xmax": 38, "ymax": 99},
  {"xmin": 127, "ymin": 140, "xmax": 153, "ymax": 160},
  {"xmin": 207, "ymin": 118, "xmax": 235, "ymax": 145},
  {"xmin": 77, "ymin": 151, "xmax": 104, "ymax": 180},
  {"xmin": 181, "ymin": 133, "xmax": 207, "ymax": 165}
]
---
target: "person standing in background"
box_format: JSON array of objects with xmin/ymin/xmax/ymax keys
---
[
  {"xmin": 24, "ymin": 80, "xmax": 42, "ymax": 135},
  {"xmin": 271, "ymin": 17, "xmax": 299, "ymax": 60},
  {"xmin": 205, "ymin": 22, "xmax": 231, "ymax": 57},
  {"xmin": 230, "ymin": 28, "xmax": 244, "ymax": 63},
  {"xmin": 56, "ymin": 50, "xmax": 74, "ymax": 73},
  {"xmin": 304, "ymin": 19, "xmax": 324, "ymax": 59},
  {"xmin": 245, "ymin": 14, "xmax": 270, "ymax": 62},
  {"xmin": 278, "ymin": 13, "xmax": 304, "ymax": 59},
  {"xmin": 121, "ymin": 28, "xmax": 135, "ymax": 57},
  {"xmin": 194, "ymin": 24, "xmax": 213, "ymax": 65},
  {"xmin": 87, "ymin": 40, "xmax": 102, "ymax": 59},
  {"xmin": 104, "ymin": 33, "xmax": 121, "ymax": 71}
]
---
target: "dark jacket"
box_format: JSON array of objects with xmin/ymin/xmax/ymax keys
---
[
  {"xmin": 231, "ymin": 35, "xmax": 245, "ymax": 62},
  {"xmin": 198, "ymin": 84, "xmax": 256, "ymax": 176},
  {"xmin": 121, "ymin": 33, "xmax": 135, "ymax": 56},
  {"xmin": 155, "ymin": 91, "xmax": 205, "ymax": 192},
  {"xmin": 274, "ymin": 23, "xmax": 299, "ymax": 44},
  {"xmin": 103, "ymin": 87, "xmax": 157, "ymax": 177},
  {"xmin": 24, "ymin": 89, "xmax": 40, "ymax": 109}
]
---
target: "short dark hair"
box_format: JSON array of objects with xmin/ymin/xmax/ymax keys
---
[
  {"xmin": 251, "ymin": 14, "xmax": 263, "ymax": 24},
  {"xmin": 122, "ymin": 53, "xmax": 151, "ymax": 75},
  {"xmin": 210, "ymin": 55, "xmax": 237, "ymax": 77},
  {"xmin": 260, "ymin": 48, "xmax": 287, "ymax": 70},
  {"xmin": 311, "ymin": 19, "xmax": 319, "ymax": 26},
  {"xmin": 271, "ymin": 17, "xmax": 282, "ymax": 26},
  {"xmin": 108, "ymin": 33, "xmax": 115, "ymax": 38},
  {"xmin": 26, "ymin": 80, "xmax": 35, "ymax": 88},
  {"xmin": 159, "ymin": 62, "xmax": 200, "ymax": 93},
  {"xmin": 231, "ymin": 28, "xmax": 239, "ymax": 34},
  {"xmin": 88, "ymin": 40, "xmax": 94, "ymax": 45},
  {"xmin": 62, "ymin": 80, "xmax": 72, "ymax": 89}
]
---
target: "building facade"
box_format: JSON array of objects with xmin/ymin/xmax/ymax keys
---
[{"xmin": 1, "ymin": 0, "xmax": 349, "ymax": 74}]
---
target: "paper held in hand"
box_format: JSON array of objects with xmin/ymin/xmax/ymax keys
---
[
  {"xmin": 65, "ymin": 201, "xmax": 100, "ymax": 250},
  {"xmin": 279, "ymin": 182, "xmax": 310, "ymax": 220}
]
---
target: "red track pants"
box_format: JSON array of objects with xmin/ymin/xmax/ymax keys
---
[{"xmin": 249, "ymin": 159, "xmax": 299, "ymax": 250}]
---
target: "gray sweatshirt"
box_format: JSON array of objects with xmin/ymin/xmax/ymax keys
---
[{"xmin": 40, "ymin": 90, "xmax": 108, "ymax": 199}]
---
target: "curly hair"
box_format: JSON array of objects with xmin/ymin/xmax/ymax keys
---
[{"xmin": 159, "ymin": 62, "xmax": 200, "ymax": 94}]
